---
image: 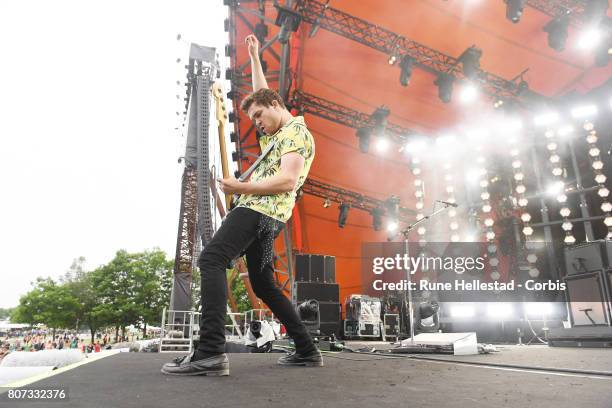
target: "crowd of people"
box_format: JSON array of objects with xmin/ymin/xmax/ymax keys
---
[{"xmin": 0, "ymin": 330, "xmax": 115, "ymax": 362}]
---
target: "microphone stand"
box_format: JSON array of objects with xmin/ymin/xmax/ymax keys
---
[{"xmin": 400, "ymin": 201, "xmax": 455, "ymax": 344}]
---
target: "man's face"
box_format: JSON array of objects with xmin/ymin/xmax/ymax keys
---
[{"xmin": 247, "ymin": 101, "xmax": 282, "ymax": 136}]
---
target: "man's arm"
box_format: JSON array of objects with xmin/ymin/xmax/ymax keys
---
[
  {"xmin": 246, "ymin": 34, "xmax": 269, "ymax": 91},
  {"xmin": 218, "ymin": 152, "xmax": 305, "ymax": 195}
]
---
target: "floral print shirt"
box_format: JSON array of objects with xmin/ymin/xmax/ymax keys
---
[{"xmin": 235, "ymin": 116, "xmax": 315, "ymax": 222}]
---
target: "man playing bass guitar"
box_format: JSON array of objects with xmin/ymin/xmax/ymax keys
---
[{"xmin": 162, "ymin": 34, "xmax": 320, "ymax": 376}]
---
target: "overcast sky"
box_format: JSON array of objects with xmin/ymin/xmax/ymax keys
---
[{"xmin": 0, "ymin": 1, "xmax": 231, "ymax": 308}]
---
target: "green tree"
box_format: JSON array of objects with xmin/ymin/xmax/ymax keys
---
[
  {"xmin": 91, "ymin": 249, "xmax": 173, "ymax": 341},
  {"xmin": 132, "ymin": 249, "xmax": 173, "ymax": 337},
  {"xmin": 0, "ymin": 308, "xmax": 15, "ymax": 320},
  {"xmin": 11, "ymin": 278, "xmax": 80, "ymax": 338}
]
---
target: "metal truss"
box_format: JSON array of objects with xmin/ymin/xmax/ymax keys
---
[
  {"xmin": 296, "ymin": 0, "xmax": 549, "ymax": 106},
  {"xmin": 302, "ymin": 178, "xmax": 416, "ymax": 221},
  {"xmin": 526, "ymin": 0, "xmax": 588, "ymax": 27},
  {"xmin": 291, "ymin": 90, "xmax": 420, "ymax": 144}
]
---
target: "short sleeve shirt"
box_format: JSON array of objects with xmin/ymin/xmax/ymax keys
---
[{"xmin": 235, "ymin": 116, "xmax": 315, "ymax": 222}]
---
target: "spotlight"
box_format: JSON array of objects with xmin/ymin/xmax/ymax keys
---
[
  {"xmin": 505, "ymin": 0, "xmax": 526, "ymax": 24},
  {"xmin": 376, "ymin": 137, "xmax": 390, "ymax": 152},
  {"xmin": 388, "ymin": 54, "xmax": 397, "ymax": 65},
  {"xmin": 323, "ymin": 198, "xmax": 331, "ymax": 208},
  {"xmin": 386, "ymin": 221, "xmax": 398, "ymax": 232},
  {"xmin": 487, "ymin": 303, "xmax": 513, "ymax": 318},
  {"xmin": 338, "ymin": 203, "xmax": 350, "ymax": 228},
  {"xmin": 399, "ymin": 55, "xmax": 416, "ymax": 86},
  {"xmin": 544, "ymin": 16, "xmax": 569, "ymax": 52},
  {"xmin": 356, "ymin": 127, "xmax": 371, "ymax": 153},
  {"xmin": 371, "ymin": 106, "xmax": 391, "ymax": 135},
  {"xmin": 450, "ymin": 305, "xmax": 475, "ymax": 318},
  {"xmin": 578, "ymin": 28, "xmax": 603, "ymax": 50},
  {"xmin": 404, "ymin": 140, "xmax": 428, "ymax": 155},
  {"xmin": 533, "ymin": 111, "xmax": 559, "ymax": 126},
  {"xmin": 372, "ymin": 207, "xmax": 384, "ymax": 231},
  {"xmin": 524, "ymin": 302, "xmax": 553, "ymax": 317},
  {"xmin": 459, "ymin": 83, "xmax": 478, "ymax": 104},
  {"xmin": 571, "ymin": 104, "xmax": 598, "ymax": 118},
  {"xmin": 459, "ymin": 46, "xmax": 482, "ymax": 79},
  {"xmin": 434, "ymin": 73, "xmax": 454, "ymax": 103},
  {"xmin": 274, "ymin": 4, "xmax": 301, "ymax": 44},
  {"xmin": 546, "ymin": 181, "xmax": 564, "ymax": 196},
  {"xmin": 385, "ymin": 196, "xmax": 401, "ymax": 220}
]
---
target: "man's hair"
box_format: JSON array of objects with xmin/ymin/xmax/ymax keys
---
[{"xmin": 240, "ymin": 88, "xmax": 286, "ymax": 113}]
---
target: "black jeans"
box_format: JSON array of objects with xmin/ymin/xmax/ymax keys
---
[{"xmin": 197, "ymin": 207, "xmax": 314, "ymax": 354}]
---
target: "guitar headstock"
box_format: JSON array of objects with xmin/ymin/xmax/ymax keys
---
[{"xmin": 212, "ymin": 81, "xmax": 228, "ymax": 125}]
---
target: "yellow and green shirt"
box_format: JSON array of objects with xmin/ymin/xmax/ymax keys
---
[{"xmin": 235, "ymin": 115, "xmax": 315, "ymax": 222}]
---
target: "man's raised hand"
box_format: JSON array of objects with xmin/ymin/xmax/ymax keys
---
[{"xmin": 245, "ymin": 34, "xmax": 259, "ymax": 59}]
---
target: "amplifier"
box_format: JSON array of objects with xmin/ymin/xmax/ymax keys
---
[
  {"xmin": 295, "ymin": 254, "xmax": 336, "ymax": 283},
  {"xmin": 565, "ymin": 240, "xmax": 612, "ymax": 275},
  {"xmin": 564, "ymin": 271, "xmax": 611, "ymax": 326},
  {"xmin": 294, "ymin": 281, "xmax": 339, "ymax": 303}
]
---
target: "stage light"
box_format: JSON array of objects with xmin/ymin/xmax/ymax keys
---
[
  {"xmin": 561, "ymin": 221, "xmax": 573, "ymax": 231},
  {"xmin": 486, "ymin": 231, "xmax": 495, "ymax": 240},
  {"xmin": 323, "ymin": 198, "xmax": 331, "ymax": 208},
  {"xmin": 560, "ymin": 207, "xmax": 571, "ymax": 217},
  {"xmin": 372, "ymin": 207, "xmax": 384, "ymax": 231},
  {"xmin": 593, "ymin": 160, "xmax": 604, "ymax": 170},
  {"xmin": 544, "ymin": 16, "xmax": 569, "ymax": 52},
  {"xmin": 578, "ymin": 28, "xmax": 603, "ymax": 50},
  {"xmin": 552, "ymin": 167, "xmax": 563, "ymax": 176},
  {"xmin": 518, "ymin": 197, "xmax": 528, "ymax": 207},
  {"xmin": 595, "ymin": 174, "xmax": 607, "ymax": 184},
  {"xmin": 524, "ymin": 302, "xmax": 552, "ymax": 317},
  {"xmin": 526, "ymin": 253, "xmax": 538, "ymax": 263},
  {"xmin": 388, "ymin": 54, "xmax": 397, "ymax": 65},
  {"xmin": 546, "ymin": 181, "xmax": 564, "ymax": 196},
  {"xmin": 523, "ymin": 226, "xmax": 533, "ymax": 236},
  {"xmin": 466, "ymin": 169, "xmax": 481, "ymax": 183},
  {"xmin": 599, "ymin": 187, "xmax": 610, "ymax": 198},
  {"xmin": 521, "ymin": 213, "xmax": 531, "ymax": 222},
  {"xmin": 557, "ymin": 125, "xmax": 574, "ymax": 137},
  {"xmin": 459, "ymin": 83, "xmax": 478, "ymax": 104},
  {"xmin": 274, "ymin": 4, "xmax": 301, "ymax": 44},
  {"xmin": 603, "ymin": 202, "xmax": 612, "ymax": 212},
  {"xmin": 459, "ymin": 46, "xmax": 482, "ymax": 79},
  {"xmin": 484, "ymin": 218, "xmax": 494, "ymax": 227},
  {"xmin": 436, "ymin": 134, "xmax": 457, "ymax": 147},
  {"xmin": 399, "ymin": 55, "xmax": 416, "ymax": 86},
  {"xmin": 564, "ymin": 235, "xmax": 576, "ymax": 244},
  {"xmin": 356, "ymin": 127, "xmax": 371, "ymax": 153},
  {"xmin": 404, "ymin": 139, "xmax": 428, "ymax": 154},
  {"xmin": 386, "ymin": 221, "xmax": 398, "ymax": 232},
  {"xmin": 533, "ymin": 112, "xmax": 559, "ymax": 126},
  {"xmin": 490, "ymin": 270, "xmax": 501, "ymax": 280},
  {"xmin": 557, "ymin": 194, "xmax": 568, "ymax": 203},
  {"xmin": 487, "ymin": 303, "xmax": 512, "ymax": 318},
  {"xmin": 372, "ymin": 106, "xmax": 390, "ymax": 135},
  {"xmin": 589, "ymin": 147, "xmax": 601, "ymax": 157},
  {"xmin": 571, "ymin": 104, "xmax": 598, "ymax": 118},
  {"xmin": 434, "ymin": 73, "xmax": 454, "ymax": 103},
  {"xmin": 417, "ymin": 226, "xmax": 426, "ymax": 235},
  {"xmin": 375, "ymin": 137, "xmax": 389, "ymax": 152},
  {"xmin": 605, "ymin": 216, "xmax": 612, "ymax": 227},
  {"xmin": 505, "ymin": 0, "xmax": 526, "ymax": 23},
  {"xmin": 338, "ymin": 203, "xmax": 350, "ymax": 228},
  {"xmin": 450, "ymin": 305, "xmax": 475, "ymax": 318}
]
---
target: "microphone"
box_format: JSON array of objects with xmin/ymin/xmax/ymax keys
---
[{"xmin": 436, "ymin": 200, "xmax": 458, "ymax": 208}]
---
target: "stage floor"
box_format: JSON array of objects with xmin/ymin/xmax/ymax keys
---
[{"xmin": 1, "ymin": 345, "xmax": 611, "ymax": 408}]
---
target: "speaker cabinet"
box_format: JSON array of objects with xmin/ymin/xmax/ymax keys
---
[{"xmin": 295, "ymin": 254, "xmax": 336, "ymax": 283}]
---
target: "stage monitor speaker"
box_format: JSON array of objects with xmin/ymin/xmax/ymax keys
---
[
  {"xmin": 293, "ymin": 281, "xmax": 340, "ymax": 303},
  {"xmin": 294, "ymin": 254, "xmax": 336, "ymax": 283},
  {"xmin": 565, "ymin": 240, "xmax": 612, "ymax": 275},
  {"xmin": 564, "ymin": 271, "xmax": 611, "ymax": 327}
]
